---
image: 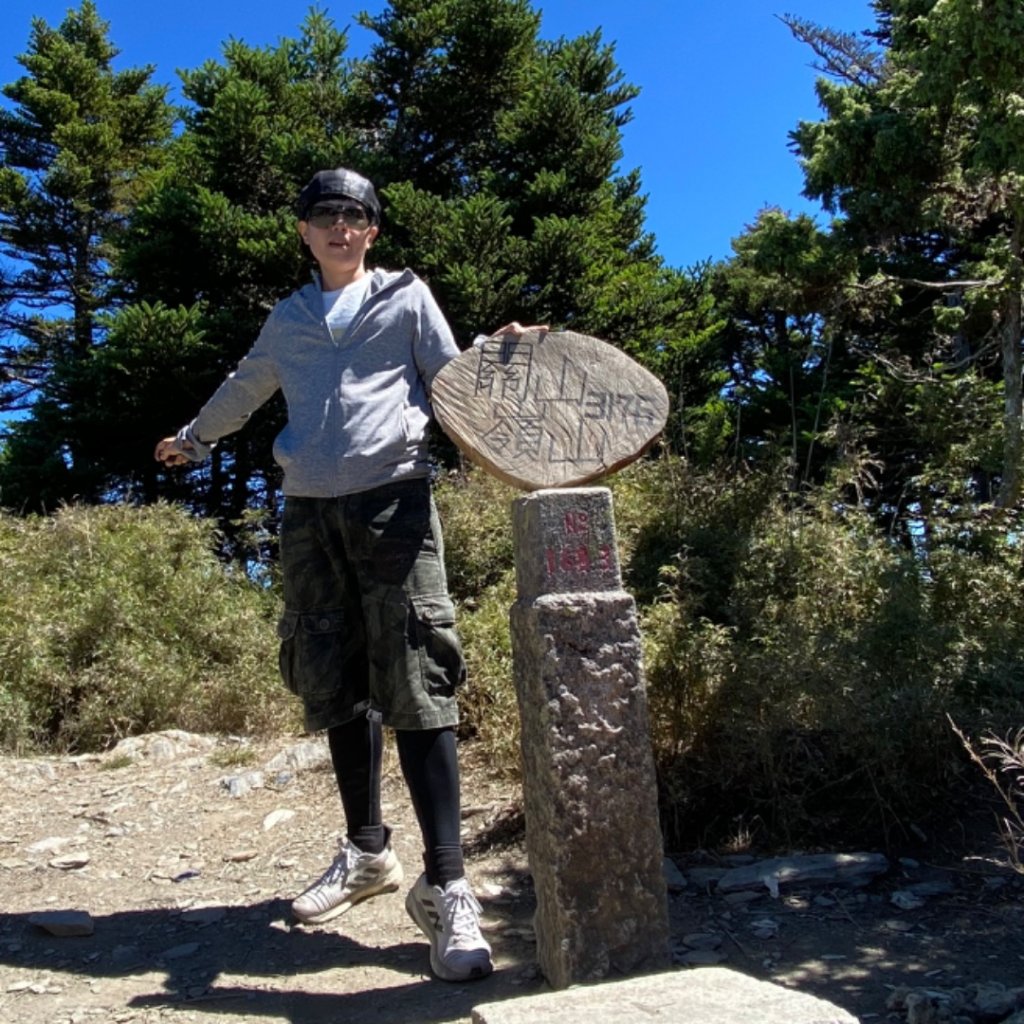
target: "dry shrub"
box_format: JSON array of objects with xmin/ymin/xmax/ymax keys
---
[
  {"xmin": 11, "ymin": 454, "xmax": 1018, "ymax": 856},
  {"xmin": 454, "ymin": 572, "xmax": 520, "ymax": 772},
  {"xmin": 627, "ymin": 456, "xmax": 1024, "ymax": 851},
  {"xmin": 952, "ymin": 719, "xmax": 1024, "ymax": 872},
  {"xmin": 434, "ymin": 467, "xmax": 521, "ymax": 770},
  {"xmin": 0, "ymin": 502, "xmax": 297, "ymax": 752},
  {"xmin": 434, "ymin": 465, "xmax": 518, "ymax": 601}
]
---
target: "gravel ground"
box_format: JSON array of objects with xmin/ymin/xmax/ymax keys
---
[{"xmin": 0, "ymin": 730, "xmax": 1021, "ymax": 1024}]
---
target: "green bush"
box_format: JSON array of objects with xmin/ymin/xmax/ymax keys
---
[
  {"xmin": 434, "ymin": 467, "xmax": 521, "ymax": 769},
  {"xmin": 631, "ymin": 456, "xmax": 1024, "ymax": 849},
  {"xmin": 0, "ymin": 502, "xmax": 297, "ymax": 752},
  {"xmin": 455, "ymin": 572, "xmax": 520, "ymax": 770},
  {"xmin": 434, "ymin": 466, "xmax": 518, "ymax": 601},
  {"xmin": 5, "ymin": 459, "xmax": 1021, "ymax": 855}
]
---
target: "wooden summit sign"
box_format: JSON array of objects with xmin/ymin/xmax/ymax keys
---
[{"xmin": 432, "ymin": 329, "xmax": 669, "ymax": 491}]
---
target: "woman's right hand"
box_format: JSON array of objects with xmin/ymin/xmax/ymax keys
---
[{"xmin": 154, "ymin": 436, "xmax": 194, "ymax": 467}]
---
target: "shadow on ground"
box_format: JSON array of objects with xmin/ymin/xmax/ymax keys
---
[{"xmin": 0, "ymin": 885, "xmax": 542, "ymax": 1024}]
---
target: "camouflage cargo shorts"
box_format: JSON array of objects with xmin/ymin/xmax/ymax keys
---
[{"xmin": 276, "ymin": 478, "xmax": 466, "ymax": 732}]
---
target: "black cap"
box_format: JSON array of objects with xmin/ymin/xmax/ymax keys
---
[{"xmin": 297, "ymin": 168, "xmax": 381, "ymax": 223}]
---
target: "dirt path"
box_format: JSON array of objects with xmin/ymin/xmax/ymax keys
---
[{"xmin": 0, "ymin": 731, "xmax": 1021, "ymax": 1024}]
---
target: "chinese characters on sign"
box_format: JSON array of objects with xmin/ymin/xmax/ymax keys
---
[
  {"xmin": 431, "ymin": 329, "xmax": 670, "ymax": 490},
  {"xmin": 475, "ymin": 340, "xmax": 661, "ymax": 470}
]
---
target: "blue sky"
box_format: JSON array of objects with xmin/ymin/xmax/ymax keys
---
[{"xmin": 2, "ymin": 0, "xmax": 875, "ymax": 269}]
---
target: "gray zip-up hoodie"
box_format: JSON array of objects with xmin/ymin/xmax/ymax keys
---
[{"xmin": 177, "ymin": 267, "xmax": 459, "ymax": 497}]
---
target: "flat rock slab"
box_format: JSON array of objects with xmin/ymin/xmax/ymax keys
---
[
  {"xmin": 716, "ymin": 852, "xmax": 889, "ymax": 894},
  {"xmin": 433, "ymin": 330, "xmax": 669, "ymax": 490},
  {"xmin": 472, "ymin": 967, "xmax": 860, "ymax": 1023}
]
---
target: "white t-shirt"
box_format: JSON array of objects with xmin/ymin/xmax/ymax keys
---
[{"xmin": 322, "ymin": 275, "xmax": 372, "ymax": 343}]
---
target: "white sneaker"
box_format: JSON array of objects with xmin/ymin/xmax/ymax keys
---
[
  {"xmin": 405, "ymin": 873, "xmax": 493, "ymax": 981},
  {"xmin": 292, "ymin": 839, "xmax": 403, "ymax": 924}
]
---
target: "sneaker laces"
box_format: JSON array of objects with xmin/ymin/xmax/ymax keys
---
[
  {"xmin": 442, "ymin": 881, "xmax": 485, "ymax": 948},
  {"xmin": 319, "ymin": 842, "xmax": 357, "ymax": 887}
]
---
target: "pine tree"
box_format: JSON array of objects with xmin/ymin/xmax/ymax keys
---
[
  {"xmin": 114, "ymin": 10, "xmax": 359, "ymax": 524},
  {"xmin": 351, "ymin": 1, "xmax": 686, "ymax": 349},
  {"xmin": 125, "ymin": 1, "xmax": 693, "ymax": 527},
  {"xmin": 712, "ymin": 210, "xmax": 859, "ymax": 487},
  {"xmin": 2, "ymin": 1, "xmax": 698, "ymax": 528},
  {"xmin": 786, "ymin": 0, "xmax": 1024, "ymax": 511},
  {"xmin": 0, "ymin": 0, "xmax": 172, "ymax": 507}
]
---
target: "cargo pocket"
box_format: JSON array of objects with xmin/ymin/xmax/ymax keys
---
[
  {"xmin": 410, "ymin": 594, "xmax": 467, "ymax": 697},
  {"xmin": 276, "ymin": 608, "xmax": 346, "ymax": 699}
]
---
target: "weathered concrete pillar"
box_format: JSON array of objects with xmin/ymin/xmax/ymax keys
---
[{"xmin": 509, "ymin": 487, "xmax": 670, "ymax": 989}]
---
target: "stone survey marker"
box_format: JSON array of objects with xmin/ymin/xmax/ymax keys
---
[
  {"xmin": 510, "ymin": 488, "xmax": 671, "ymax": 987},
  {"xmin": 432, "ymin": 329, "xmax": 669, "ymax": 490},
  {"xmin": 436, "ymin": 329, "xmax": 672, "ymax": 987}
]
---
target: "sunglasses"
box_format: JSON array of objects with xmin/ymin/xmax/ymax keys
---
[{"xmin": 306, "ymin": 202, "xmax": 371, "ymax": 230}]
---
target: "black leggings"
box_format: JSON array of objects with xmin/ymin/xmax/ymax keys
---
[{"xmin": 327, "ymin": 713, "xmax": 464, "ymax": 887}]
